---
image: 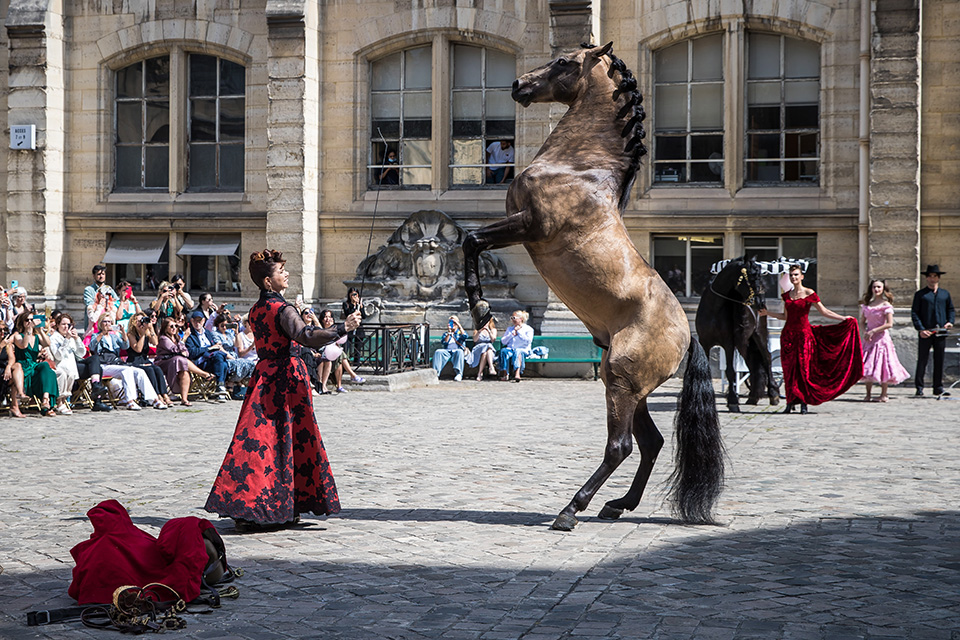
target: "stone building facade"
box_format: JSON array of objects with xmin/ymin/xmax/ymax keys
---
[{"xmin": 0, "ymin": 0, "xmax": 956, "ymax": 330}]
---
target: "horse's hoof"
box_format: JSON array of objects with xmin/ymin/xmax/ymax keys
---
[
  {"xmin": 727, "ymin": 404, "xmax": 741, "ymax": 414},
  {"xmin": 551, "ymin": 513, "xmax": 578, "ymax": 531},
  {"xmin": 745, "ymin": 397, "xmax": 760, "ymax": 406},
  {"xmin": 471, "ymin": 300, "xmax": 492, "ymax": 330},
  {"xmin": 769, "ymin": 396, "xmax": 780, "ymax": 406},
  {"xmin": 597, "ymin": 504, "xmax": 623, "ymax": 520}
]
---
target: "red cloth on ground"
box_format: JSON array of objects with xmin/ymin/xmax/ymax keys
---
[
  {"xmin": 780, "ymin": 292, "xmax": 864, "ymax": 405},
  {"xmin": 68, "ymin": 500, "xmax": 213, "ymax": 605}
]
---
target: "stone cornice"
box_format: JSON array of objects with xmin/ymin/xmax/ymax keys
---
[{"xmin": 5, "ymin": 0, "xmax": 48, "ymax": 39}]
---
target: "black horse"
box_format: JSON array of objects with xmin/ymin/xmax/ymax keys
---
[{"xmin": 696, "ymin": 256, "xmax": 779, "ymax": 413}]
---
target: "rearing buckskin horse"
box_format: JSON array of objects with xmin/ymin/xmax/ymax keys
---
[{"xmin": 463, "ymin": 43, "xmax": 724, "ymax": 530}]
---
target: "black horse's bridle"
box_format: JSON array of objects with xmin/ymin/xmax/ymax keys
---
[{"xmin": 709, "ymin": 267, "xmax": 758, "ymax": 308}]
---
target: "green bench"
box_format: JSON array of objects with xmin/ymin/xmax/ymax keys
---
[{"xmin": 428, "ymin": 334, "xmax": 602, "ymax": 380}]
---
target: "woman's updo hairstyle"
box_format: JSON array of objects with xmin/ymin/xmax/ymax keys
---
[{"xmin": 249, "ymin": 249, "xmax": 286, "ymax": 290}]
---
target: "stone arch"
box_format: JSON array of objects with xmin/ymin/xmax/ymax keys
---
[{"xmin": 98, "ymin": 20, "xmax": 255, "ymax": 69}]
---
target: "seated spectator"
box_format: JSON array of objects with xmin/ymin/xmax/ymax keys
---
[
  {"xmin": 233, "ymin": 316, "xmax": 258, "ymax": 399},
  {"xmin": 212, "ymin": 313, "xmax": 253, "ymax": 400},
  {"xmin": 472, "ymin": 317, "xmax": 498, "ymax": 381},
  {"xmin": 126, "ymin": 310, "xmax": 173, "ymax": 408},
  {"xmin": 298, "ymin": 308, "xmax": 325, "ymax": 393},
  {"xmin": 170, "ymin": 274, "xmax": 194, "ymax": 313},
  {"xmin": 115, "ymin": 281, "xmax": 142, "ymax": 333},
  {"xmin": 86, "ymin": 287, "xmax": 119, "ymax": 344},
  {"xmin": 317, "ymin": 309, "xmax": 351, "ymax": 394},
  {"xmin": 90, "ymin": 316, "xmax": 165, "ymax": 411},
  {"xmin": 499, "ymin": 310, "xmax": 534, "ymax": 382},
  {"xmin": 432, "ymin": 315, "xmax": 469, "ymax": 382},
  {"xmin": 185, "ymin": 310, "xmax": 230, "ymax": 402},
  {"xmin": 7, "ymin": 311, "xmax": 58, "ymax": 417},
  {"xmin": 1, "ymin": 288, "xmax": 15, "ymax": 331},
  {"xmin": 12, "ymin": 287, "xmax": 34, "ymax": 319},
  {"xmin": 48, "ymin": 313, "xmax": 112, "ymax": 414},
  {"xmin": 0, "ymin": 324, "xmax": 21, "ymax": 413},
  {"xmin": 150, "ymin": 281, "xmax": 183, "ymax": 320},
  {"xmin": 155, "ymin": 317, "xmax": 213, "ymax": 407}
]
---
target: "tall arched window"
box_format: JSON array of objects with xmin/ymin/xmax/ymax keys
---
[{"xmin": 114, "ymin": 52, "xmax": 246, "ymax": 193}]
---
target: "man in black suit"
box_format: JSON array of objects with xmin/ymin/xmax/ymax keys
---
[{"xmin": 911, "ymin": 264, "xmax": 955, "ymax": 397}]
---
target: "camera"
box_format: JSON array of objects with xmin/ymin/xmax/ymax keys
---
[
  {"xmin": 175, "ymin": 282, "xmax": 182, "ymax": 290},
  {"xmin": 138, "ymin": 316, "xmax": 149, "ymax": 326},
  {"xmin": 225, "ymin": 323, "xmax": 238, "ymax": 330}
]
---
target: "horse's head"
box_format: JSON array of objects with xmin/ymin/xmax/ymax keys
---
[
  {"xmin": 512, "ymin": 42, "xmax": 613, "ymax": 108},
  {"xmin": 740, "ymin": 256, "xmax": 766, "ymax": 310}
]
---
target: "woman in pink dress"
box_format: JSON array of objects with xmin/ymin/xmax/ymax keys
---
[{"xmin": 860, "ymin": 279, "xmax": 909, "ymax": 402}]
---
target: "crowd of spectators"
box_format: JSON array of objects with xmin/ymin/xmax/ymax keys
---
[{"xmin": 1, "ymin": 265, "xmax": 253, "ymax": 418}]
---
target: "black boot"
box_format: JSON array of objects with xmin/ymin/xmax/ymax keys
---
[
  {"xmin": 799, "ymin": 403, "xmax": 808, "ymax": 414},
  {"xmin": 783, "ymin": 403, "xmax": 795, "ymax": 414},
  {"xmin": 91, "ymin": 381, "xmax": 108, "ymax": 400},
  {"xmin": 92, "ymin": 399, "xmax": 113, "ymax": 412}
]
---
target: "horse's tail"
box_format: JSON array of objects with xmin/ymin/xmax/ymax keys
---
[{"xmin": 668, "ymin": 336, "xmax": 725, "ymax": 524}]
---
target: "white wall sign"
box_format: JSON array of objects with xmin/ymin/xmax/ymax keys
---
[{"xmin": 10, "ymin": 125, "xmax": 36, "ymax": 150}]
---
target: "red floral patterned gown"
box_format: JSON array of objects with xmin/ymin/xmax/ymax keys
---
[
  {"xmin": 205, "ymin": 291, "xmax": 342, "ymax": 524},
  {"xmin": 780, "ymin": 292, "xmax": 863, "ymax": 405}
]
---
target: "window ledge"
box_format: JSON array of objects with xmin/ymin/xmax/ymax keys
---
[
  {"xmin": 360, "ymin": 189, "xmax": 508, "ymax": 203},
  {"xmin": 106, "ymin": 192, "xmax": 246, "ymax": 204}
]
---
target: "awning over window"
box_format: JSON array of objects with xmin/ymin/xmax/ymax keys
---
[
  {"xmin": 177, "ymin": 234, "xmax": 241, "ymax": 257},
  {"xmin": 102, "ymin": 235, "xmax": 168, "ymax": 264}
]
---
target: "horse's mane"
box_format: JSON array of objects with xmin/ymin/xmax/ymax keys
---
[{"xmin": 581, "ymin": 42, "xmax": 647, "ymax": 213}]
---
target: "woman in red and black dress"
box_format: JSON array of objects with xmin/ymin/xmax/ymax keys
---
[
  {"xmin": 205, "ymin": 250, "xmax": 361, "ymax": 531},
  {"xmin": 761, "ymin": 264, "xmax": 862, "ymax": 414}
]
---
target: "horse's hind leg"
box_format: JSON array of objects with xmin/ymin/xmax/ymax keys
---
[
  {"xmin": 552, "ymin": 383, "xmax": 638, "ymax": 531},
  {"xmin": 724, "ymin": 346, "xmax": 740, "ymax": 413},
  {"xmin": 597, "ymin": 398, "xmax": 663, "ymax": 520},
  {"xmin": 464, "ymin": 210, "xmax": 535, "ymax": 328}
]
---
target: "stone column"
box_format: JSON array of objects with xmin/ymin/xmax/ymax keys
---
[
  {"xmin": 264, "ymin": 0, "xmax": 321, "ymax": 298},
  {"xmin": 868, "ymin": 1, "xmax": 922, "ymax": 300},
  {"xmin": 4, "ymin": 0, "xmax": 66, "ymax": 301}
]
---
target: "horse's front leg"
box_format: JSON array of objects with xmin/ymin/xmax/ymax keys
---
[
  {"xmin": 552, "ymin": 374, "xmax": 637, "ymax": 531},
  {"xmin": 464, "ymin": 210, "xmax": 534, "ymax": 328},
  {"xmin": 725, "ymin": 347, "xmax": 740, "ymax": 413}
]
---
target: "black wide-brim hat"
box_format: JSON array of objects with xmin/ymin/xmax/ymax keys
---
[{"xmin": 922, "ymin": 264, "xmax": 945, "ymax": 276}]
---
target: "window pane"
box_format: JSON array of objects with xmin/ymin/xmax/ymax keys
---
[
  {"xmin": 190, "ymin": 55, "xmax": 217, "ymax": 97},
  {"xmin": 655, "ymin": 163, "xmax": 685, "ymax": 183},
  {"xmin": 747, "ymin": 81, "xmax": 780, "ymax": 105},
  {"xmin": 691, "ymin": 134, "xmax": 723, "ymax": 159},
  {"xmin": 372, "ymin": 119, "xmax": 400, "ymax": 139},
  {"xmin": 749, "ymin": 34, "xmax": 780, "ymax": 79},
  {"xmin": 692, "ymin": 35, "xmax": 722, "ymax": 81},
  {"xmin": 656, "ymin": 42, "xmax": 687, "ymax": 83},
  {"xmin": 144, "ymin": 57, "xmax": 170, "ymax": 96},
  {"xmin": 372, "ymin": 93, "xmax": 400, "ymax": 118},
  {"xmin": 220, "ymin": 98, "xmax": 245, "ymax": 141},
  {"xmin": 452, "ymin": 91, "xmax": 481, "ymax": 137},
  {"xmin": 190, "ymin": 255, "xmax": 216, "ymax": 291},
  {"xmin": 452, "ymin": 139, "xmax": 483, "ymax": 185},
  {"xmin": 220, "ymin": 59, "xmax": 245, "ymax": 96},
  {"xmin": 690, "ymin": 84, "xmax": 722, "ymax": 129},
  {"xmin": 190, "ymin": 99, "xmax": 217, "ymax": 141},
  {"xmin": 785, "ymin": 38, "xmax": 819, "ymax": 78},
  {"xmin": 690, "ymin": 161, "xmax": 722, "ymax": 183},
  {"xmin": 656, "ymin": 85, "xmax": 687, "ymax": 130},
  {"xmin": 145, "ymin": 101, "xmax": 169, "ymax": 143},
  {"xmin": 117, "ymin": 64, "xmax": 142, "ymax": 99},
  {"xmin": 220, "ymin": 144, "xmax": 244, "ymax": 189},
  {"xmin": 403, "ymin": 91, "xmax": 431, "ymax": 118},
  {"xmin": 372, "ymin": 53, "xmax": 401, "ymax": 91},
  {"xmin": 691, "ymin": 242, "xmax": 724, "ymax": 296},
  {"xmin": 785, "ymin": 81, "xmax": 818, "ymax": 104},
  {"xmin": 748, "ymin": 105, "xmax": 780, "ymax": 130},
  {"xmin": 748, "ymin": 133, "xmax": 780, "ymax": 158},
  {"xmin": 655, "ymin": 135, "xmax": 685, "ymax": 160},
  {"xmin": 144, "ymin": 145, "xmax": 169, "ymax": 188},
  {"xmin": 486, "ymin": 119, "xmax": 515, "ymax": 138},
  {"xmin": 746, "ymin": 160, "xmax": 780, "ymax": 181},
  {"xmin": 404, "ymin": 47, "xmax": 432, "ymax": 89},
  {"xmin": 486, "ymin": 49, "xmax": 515, "ymax": 88},
  {"xmin": 401, "ymin": 139, "xmax": 431, "ymax": 185},
  {"xmin": 785, "ymin": 105, "xmax": 818, "ymax": 128},
  {"xmin": 115, "ymin": 146, "xmax": 141, "ymax": 188},
  {"xmin": 116, "ymin": 103, "xmax": 142, "ymax": 143},
  {"xmin": 189, "ymin": 144, "xmax": 216, "ymax": 188},
  {"xmin": 485, "ymin": 90, "xmax": 514, "ymax": 119},
  {"xmin": 453, "ymin": 45, "xmax": 482, "ymax": 88}
]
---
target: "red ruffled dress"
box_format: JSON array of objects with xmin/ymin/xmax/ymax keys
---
[
  {"xmin": 205, "ymin": 291, "xmax": 343, "ymax": 525},
  {"xmin": 780, "ymin": 292, "xmax": 863, "ymax": 405}
]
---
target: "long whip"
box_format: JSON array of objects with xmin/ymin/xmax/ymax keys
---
[{"xmin": 358, "ymin": 128, "xmax": 390, "ymax": 301}]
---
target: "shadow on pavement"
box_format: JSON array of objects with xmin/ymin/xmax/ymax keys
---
[{"xmin": 2, "ymin": 511, "xmax": 958, "ymax": 639}]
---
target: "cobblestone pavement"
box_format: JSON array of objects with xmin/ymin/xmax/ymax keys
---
[{"xmin": 1, "ymin": 378, "xmax": 958, "ymax": 639}]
